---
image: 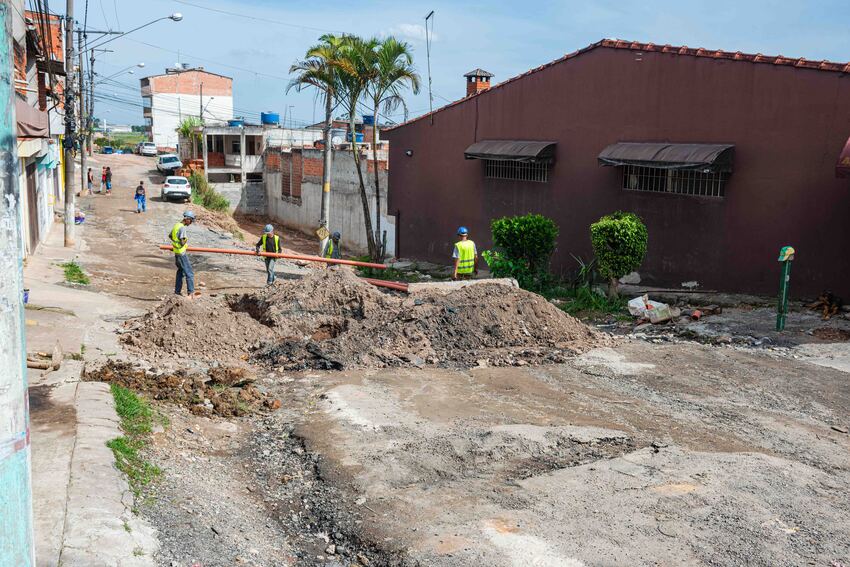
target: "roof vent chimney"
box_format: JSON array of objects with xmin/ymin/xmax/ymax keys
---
[{"xmin": 463, "ymin": 68, "xmax": 494, "ymax": 97}]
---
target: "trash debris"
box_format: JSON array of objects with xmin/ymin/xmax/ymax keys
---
[{"xmin": 627, "ymin": 294, "xmax": 678, "ymax": 324}]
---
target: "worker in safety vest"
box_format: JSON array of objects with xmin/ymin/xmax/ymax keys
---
[
  {"xmin": 255, "ymin": 224, "xmax": 282, "ymax": 285},
  {"xmin": 322, "ymin": 231, "xmax": 341, "ymax": 260},
  {"xmin": 452, "ymin": 226, "xmax": 478, "ymax": 280},
  {"xmin": 168, "ymin": 211, "xmax": 196, "ymax": 298}
]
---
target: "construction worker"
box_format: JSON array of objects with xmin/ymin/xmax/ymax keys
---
[
  {"xmin": 452, "ymin": 226, "xmax": 478, "ymax": 280},
  {"xmin": 255, "ymin": 224, "xmax": 282, "ymax": 285},
  {"xmin": 322, "ymin": 231, "xmax": 341, "ymax": 260},
  {"xmin": 168, "ymin": 211, "xmax": 196, "ymax": 298}
]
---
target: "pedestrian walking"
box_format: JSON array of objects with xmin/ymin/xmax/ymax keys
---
[
  {"xmin": 168, "ymin": 211, "xmax": 196, "ymax": 298},
  {"xmin": 86, "ymin": 168, "xmax": 93, "ymax": 195},
  {"xmin": 452, "ymin": 226, "xmax": 478, "ymax": 280},
  {"xmin": 134, "ymin": 181, "xmax": 147, "ymax": 213},
  {"xmin": 322, "ymin": 231, "xmax": 341, "ymax": 259},
  {"xmin": 105, "ymin": 167, "xmax": 113, "ymax": 194},
  {"xmin": 100, "ymin": 166, "xmax": 107, "ymax": 193},
  {"xmin": 255, "ymin": 224, "xmax": 282, "ymax": 285}
]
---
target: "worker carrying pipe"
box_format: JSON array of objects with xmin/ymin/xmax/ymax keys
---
[
  {"xmin": 255, "ymin": 224, "xmax": 282, "ymax": 285},
  {"xmin": 168, "ymin": 210, "xmax": 197, "ymax": 299}
]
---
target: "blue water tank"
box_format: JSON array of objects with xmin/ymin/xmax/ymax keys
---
[
  {"xmin": 227, "ymin": 118, "xmax": 244, "ymax": 127},
  {"xmin": 261, "ymin": 111, "xmax": 280, "ymax": 125},
  {"xmin": 346, "ymin": 132, "xmax": 365, "ymax": 143},
  {"xmin": 362, "ymin": 114, "xmax": 375, "ymax": 126}
]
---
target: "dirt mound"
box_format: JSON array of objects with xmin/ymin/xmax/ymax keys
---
[
  {"xmin": 121, "ymin": 295, "xmax": 274, "ymax": 364},
  {"xmin": 123, "ymin": 268, "xmax": 604, "ymax": 370},
  {"xmin": 87, "ymin": 361, "xmax": 280, "ymax": 417}
]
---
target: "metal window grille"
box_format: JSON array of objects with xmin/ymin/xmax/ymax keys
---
[
  {"xmin": 622, "ymin": 165, "xmax": 727, "ymax": 198},
  {"xmin": 485, "ymin": 159, "xmax": 549, "ymax": 183}
]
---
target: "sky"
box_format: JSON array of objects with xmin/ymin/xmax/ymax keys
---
[{"xmin": 78, "ymin": 0, "xmax": 850, "ymax": 126}]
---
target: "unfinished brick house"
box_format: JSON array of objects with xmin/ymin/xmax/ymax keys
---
[{"xmin": 386, "ymin": 39, "xmax": 850, "ymax": 296}]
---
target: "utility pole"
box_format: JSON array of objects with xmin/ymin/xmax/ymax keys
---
[
  {"xmin": 63, "ymin": 0, "xmax": 76, "ymax": 247},
  {"xmin": 425, "ymin": 10, "xmax": 434, "ymax": 123},
  {"xmin": 78, "ymin": 32, "xmax": 86, "ymax": 197},
  {"xmin": 0, "ymin": 3, "xmax": 36, "ymax": 564},
  {"xmin": 199, "ymin": 82, "xmax": 203, "ymax": 120}
]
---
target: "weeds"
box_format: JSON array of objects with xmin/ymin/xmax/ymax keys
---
[
  {"xmin": 555, "ymin": 285, "xmax": 628, "ymax": 318},
  {"xmin": 60, "ymin": 261, "xmax": 90, "ymax": 285},
  {"xmin": 189, "ymin": 170, "xmax": 231, "ymax": 213},
  {"xmin": 107, "ymin": 384, "xmax": 161, "ymax": 499}
]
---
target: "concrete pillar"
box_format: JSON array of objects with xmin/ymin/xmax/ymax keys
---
[
  {"xmin": 0, "ymin": 4, "xmax": 36, "ymax": 565},
  {"xmin": 239, "ymin": 128, "xmax": 246, "ymax": 186}
]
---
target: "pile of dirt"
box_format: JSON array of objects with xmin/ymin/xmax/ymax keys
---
[
  {"xmin": 87, "ymin": 361, "xmax": 280, "ymax": 417},
  {"xmin": 186, "ymin": 203, "xmax": 244, "ymax": 240},
  {"xmin": 120, "ymin": 295, "xmax": 274, "ymax": 364},
  {"xmin": 123, "ymin": 268, "xmax": 604, "ymax": 370}
]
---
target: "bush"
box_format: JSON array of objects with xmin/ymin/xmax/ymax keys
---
[
  {"xmin": 590, "ymin": 211, "xmax": 648, "ymax": 296},
  {"xmin": 482, "ymin": 214, "xmax": 559, "ymax": 291},
  {"xmin": 188, "ymin": 171, "xmax": 230, "ymax": 212},
  {"xmin": 93, "ymin": 137, "xmax": 109, "ymax": 147}
]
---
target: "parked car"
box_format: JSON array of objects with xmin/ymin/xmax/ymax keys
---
[
  {"xmin": 139, "ymin": 142, "xmax": 157, "ymax": 157},
  {"xmin": 102, "ymin": 146, "xmax": 114, "ymax": 154},
  {"xmin": 160, "ymin": 176, "xmax": 191, "ymax": 202},
  {"xmin": 156, "ymin": 154, "xmax": 182, "ymax": 174}
]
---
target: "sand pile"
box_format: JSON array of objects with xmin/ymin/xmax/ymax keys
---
[{"xmin": 122, "ymin": 268, "xmax": 603, "ymax": 370}]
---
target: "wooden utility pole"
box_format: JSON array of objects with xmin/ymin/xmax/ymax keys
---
[
  {"xmin": 78, "ymin": 33, "xmax": 86, "ymax": 196},
  {"xmin": 63, "ymin": 0, "xmax": 75, "ymax": 246}
]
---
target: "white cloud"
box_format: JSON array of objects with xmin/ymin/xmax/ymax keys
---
[{"xmin": 385, "ymin": 23, "xmax": 438, "ymax": 43}]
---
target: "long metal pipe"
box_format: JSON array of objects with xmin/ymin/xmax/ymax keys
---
[{"xmin": 157, "ymin": 245, "xmax": 387, "ymax": 269}]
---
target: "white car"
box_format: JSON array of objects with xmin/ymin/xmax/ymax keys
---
[
  {"xmin": 139, "ymin": 142, "xmax": 157, "ymax": 156},
  {"xmin": 156, "ymin": 154, "xmax": 182, "ymax": 174},
  {"xmin": 161, "ymin": 176, "xmax": 191, "ymax": 202}
]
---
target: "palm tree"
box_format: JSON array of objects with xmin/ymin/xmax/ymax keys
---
[
  {"xmin": 288, "ymin": 35, "xmax": 345, "ymax": 248},
  {"xmin": 178, "ymin": 116, "xmax": 202, "ymax": 160},
  {"xmin": 365, "ymin": 38, "xmax": 420, "ymax": 260},
  {"xmin": 335, "ymin": 35, "xmax": 380, "ymax": 259}
]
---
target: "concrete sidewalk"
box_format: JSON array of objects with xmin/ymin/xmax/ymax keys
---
[{"xmin": 26, "ymin": 220, "xmax": 158, "ymax": 566}]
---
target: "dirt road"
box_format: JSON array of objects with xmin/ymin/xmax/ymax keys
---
[{"xmin": 75, "ymin": 155, "xmax": 850, "ymax": 566}]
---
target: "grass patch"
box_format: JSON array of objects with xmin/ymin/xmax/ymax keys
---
[
  {"xmin": 60, "ymin": 261, "xmax": 90, "ymax": 285},
  {"xmin": 107, "ymin": 384, "xmax": 161, "ymax": 499},
  {"xmin": 552, "ymin": 285, "xmax": 629, "ymax": 319},
  {"xmin": 189, "ymin": 170, "xmax": 231, "ymax": 213}
]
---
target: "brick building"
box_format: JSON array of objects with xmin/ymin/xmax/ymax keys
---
[
  {"xmin": 140, "ymin": 66, "xmax": 233, "ymax": 150},
  {"xmin": 386, "ymin": 39, "xmax": 850, "ymax": 297}
]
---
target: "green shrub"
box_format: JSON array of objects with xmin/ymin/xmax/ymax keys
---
[
  {"xmin": 188, "ymin": 171, "xmax": 229, "ymax": 212},
  {"xmin": 60, "ymin": 261, "xmax": 90, "ymax": 285},
  {"xmin": 201, "ymin": 191, "xmax": 231, "ymax": 212},
  {"xmin": 590, "ymin": 211, "xmax": 648, "ymax": 296},
  {"xmin": 482, "ymin": 214, "xmax": 558, "ymax": 291},
  {"xmin": 93, "ymin": 137, "xmax": 109, "ymax": 147}
]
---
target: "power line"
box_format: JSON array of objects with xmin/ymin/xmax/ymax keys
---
[
  {"xmin": 171, "ymin": 0, "xmax": 345, "ymax": 34},
  {"xmin": 98, "ymin": 0, "xmax": 111, "ymax": 30},
  {"xmin": 111, "ymin": 0, "xmax": 119, "ymax": 28}
]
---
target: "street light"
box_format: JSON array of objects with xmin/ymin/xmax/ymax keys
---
[
  {"xmin": 95, "ymin": 62, "xmax": 145, "ymax": 84},
  {"xmin": 84, "ymin": 14, "xmax": 183, "ymax": 52}
]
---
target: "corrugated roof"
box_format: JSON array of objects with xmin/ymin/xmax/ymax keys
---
[{"xmin": 389, "ymin": 38, "xmax": 850, "ymax": 131}]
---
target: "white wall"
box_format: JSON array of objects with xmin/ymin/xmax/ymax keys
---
[
  {"xmin": 265, "ymin": 149, "xmax": 395, "ymax": 257},
  {"xmin": 151, "ymin": 93, "xmax": 233, "ymax": 149}
]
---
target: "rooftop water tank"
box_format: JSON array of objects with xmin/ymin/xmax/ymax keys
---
[
  {"xmin": 227, "ymin": 118, "xmax": 244, "ymax": 127},
  {"xmin": 362, "ymin": 114, "xmax": 375, "ymax": 126},
  {"xmin": 261, "ymin": 111, "xmax": 280, "ymax": 126}
]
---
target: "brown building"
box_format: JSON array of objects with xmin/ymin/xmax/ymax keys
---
[{"xmin": 386, "ymin": 39, "xmax": 850, "ymax": 297}]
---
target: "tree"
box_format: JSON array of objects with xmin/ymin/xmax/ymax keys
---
[
  {"xmin": 334, "ymin": 35, "xmax": 380, "ymax": 259},
  {"xmin": 365, "ymin": 37, "xmax": 420, "ymax": 260},
  {"xmin": 289, "ymin": 34, "xmax": 346, "ymax": 251},
  {"xmin": 177, "ymin": 116, "xmax": 202, "ymax": 159},
  {"xmin": 590, "ymin": 211, "xmax": 648, "ymax": 297},
  {"xmin": 482, "ymin": 214, "xmax": 559, "ymax": 291}
]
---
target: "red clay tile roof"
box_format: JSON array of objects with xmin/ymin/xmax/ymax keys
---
[{"xmin": 388, "ymin": 38, "xmax": 850, "ymax": 131}]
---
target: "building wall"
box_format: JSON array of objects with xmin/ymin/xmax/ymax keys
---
[
  {"xmin": 148, "ymin": 70, "xmax": 232, "ymax": 96},
  {"xmin": 265, "ymin": 148, "xmax": 394, "ymax": 256},
  {"xmin": 150, "ymin": 94, "xmax": 233, "ymax": 149},
  {"xmin": 387, "ymin": 47, "xmax": 850, "ymax": 296}
]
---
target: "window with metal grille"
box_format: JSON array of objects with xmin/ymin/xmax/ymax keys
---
[
  {"xmin": 485, "ymin": 159, "xmax": 549, "ymax": 183},
  {"xmin": 622, "ymin": 165, "xmax": 727, "ymax": 198}
]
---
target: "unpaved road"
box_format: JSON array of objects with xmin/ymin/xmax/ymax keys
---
[{"xmin": 78, "ymin": 155, "xmax": 850, "ymax": 566}]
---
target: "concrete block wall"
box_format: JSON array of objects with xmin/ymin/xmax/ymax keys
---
[{"xmin": 265, "ymin": 148, "xmax": 395, "ymax": 256}]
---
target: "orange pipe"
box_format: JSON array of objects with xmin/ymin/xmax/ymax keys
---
[
  {"xmin": 158, "ymin": 245, "xmax": 387, "ymax": 270},
  {"xmin": 362, "ymin": 277, "xmax": 409, "ymax": 292}
]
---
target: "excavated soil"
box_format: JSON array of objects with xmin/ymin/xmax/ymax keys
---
[
  {"xmin": 122, "ymin": 268, "xmax": 604, "ymax": 370},
  {"xmin": 87, "ymin": 361, "xmax": 281, "ymax": 417}
]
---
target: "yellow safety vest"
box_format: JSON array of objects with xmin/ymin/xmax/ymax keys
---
[
  {"xmin": 261, "ymin": 234, "xmax": 281, "ymax": 253},
  {"xmin": 170, "ymin": 222, "xmax": 187, "ymax": 255},
  {"xmin": 324, "ymin": 241, "xmax": 334, "ymax": 258},
  {"xmin": 454, "ymin": 240, "xmax": 476, "ymax": 274}
]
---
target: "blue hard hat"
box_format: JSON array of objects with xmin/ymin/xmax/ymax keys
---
[
  {"xmin": 183, "ymin": 210, "xmax": 195, "ymax": 219},
  {"xmin": 332, "ymin": 231, "xmax": 341, "ymax": 239},
  {"xmin": 457, "ymin": 226, "xmax": 468, "ymax": 235},
  {"xmin": 263, "ymin": 224, "xmax": 274, "ymax": 233}
]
